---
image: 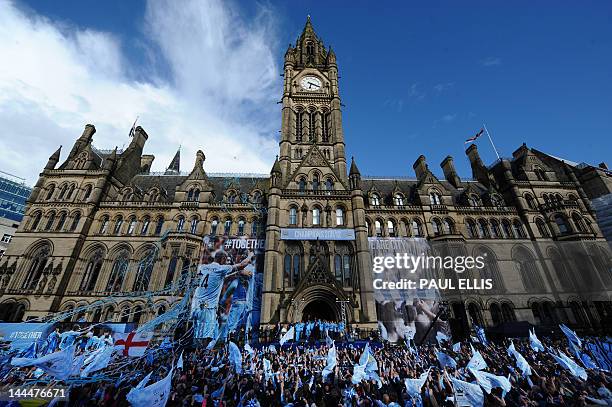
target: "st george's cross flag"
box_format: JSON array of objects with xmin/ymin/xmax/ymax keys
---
[
  {"xmin": 113, "ymin": 331, "xmax": 152, "ymax": 357},
  {"xmin": 465, "ymin": 128, "xmax": 484, "ymax": 144}
]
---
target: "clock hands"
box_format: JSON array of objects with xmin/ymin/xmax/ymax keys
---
[{"xmin": 307, "ymin": 81, "xmax": 320, "ymax": 90}]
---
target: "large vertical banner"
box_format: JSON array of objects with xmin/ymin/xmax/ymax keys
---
[
  {"xmin": 368, "ymin": 237, "xmax": 450, "ymax": 344},
  {"xmin": 191, "ymin": 236, "xmax": 265, "ymax": 341}
]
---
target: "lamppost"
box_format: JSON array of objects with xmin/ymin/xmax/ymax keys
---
[{"xmin": 335, "ymin": 297, "xmax": 350, "ymax": 334}]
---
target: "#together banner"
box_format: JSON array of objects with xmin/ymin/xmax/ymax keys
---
[
  {"xmin": 190, "ymin": 235, "xmax": 264, "ymax": 341},
  {"xmin": 369, "ymin": 237, "xmax": 450, "ymax": 344}
]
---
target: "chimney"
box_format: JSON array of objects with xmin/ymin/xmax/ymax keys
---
[
  {"xmin": 466, "ymin": 144, "xmax": 483, "ymax": 167},
  {"xmin": 599, "ymin": 162, "xmax": 608, "ymax": 170},
  {"xmin": 140, "ymin": 155, "xmax": 155, "ymax": 174},
  {"xmin": 412, "ymin": 155, "xmax": 428, "ymax": 180},
  {"xmin": 130, "ymin": 126, "xmax": 149, "ymax": 151},
  {"xmin": 440, "ymin": 156, "xmax": 461, "ymax": 187},
  {"xmin": 79, "ymin": 124, "xmax": 96, "ymax": 142}
]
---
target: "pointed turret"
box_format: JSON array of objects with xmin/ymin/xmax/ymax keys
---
[
  {"xmin": 349, "ymin": 157, "xmax": 362, "ymax": 190},
  {"xmin": 45, "ymin": 146, "xmax": 62, "ymax": 170},
  {"xmin": 271, "ymin": 156, "xmax": 281, "ymax": 188},
  {"xmin": 295, "ymin": 16, "xmax": 327, "ymax": 66},
  {"xmin": 166, "ymin": 148, "xmax": 181, "ymax": 174}
]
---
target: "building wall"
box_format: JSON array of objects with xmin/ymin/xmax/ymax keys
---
[{"xmin": 0, "ymin": 18, "xmax": 610, "ymax": 334}]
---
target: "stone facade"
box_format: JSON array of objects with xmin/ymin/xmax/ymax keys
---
[{"xmin": 0, "ymin": 18, "xmax": 610, "ymax": 334}]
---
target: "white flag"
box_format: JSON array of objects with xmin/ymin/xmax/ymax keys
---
[
  {"xmin": 451, "ymin": 377, "xmax": 484, "ymax": 407},
  {"xmin": 229, "ymin": 341, "xmax": 242, "ymax": 374},
  {"xmin": 529, "ymin": 329, "xmax": 545, "ymax": 353},
  {"xmin": 280, "ymin": 326, "xmax": 295, "ymax": 346},
  {"xmin": 177, "ymin": 351, "xmax": 184, "ymax": 370},
  {"xmin": 322, "ymin": 343, "xmax": 337, "ymax": 379},
  {"xmin": 126, "ymin": 366, "xmax": 173, "ymax": 407},
  {"xmin": 467, "ymin": 345, "xmax": 488, "ymax": 371},
  {"xmin": 81, "ymin": 345, "xmax": 114, "ymax": 377},
  {"xmin": 469, "ymin": 368, "xmax": 512, "ymax": 395},
  {"xmin": 12, "ymin": 345, "xmax": 75, "ymax": 380}
]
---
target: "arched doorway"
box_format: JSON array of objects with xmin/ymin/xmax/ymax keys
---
[{"xmin": 302, "ymin": 300, "xmax": 338, "ymax": 322}]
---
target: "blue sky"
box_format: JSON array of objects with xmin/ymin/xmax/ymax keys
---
[{"xmin": 3, "ymin": 0, "xmax": 612, "ymax": 183}]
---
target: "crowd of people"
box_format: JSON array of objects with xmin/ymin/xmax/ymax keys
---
[{"xmin": 1, "ymin": 321, "xmax": 612, "ymax": 407}]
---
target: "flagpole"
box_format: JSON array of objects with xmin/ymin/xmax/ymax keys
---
[{"xmin": 483, "ymin": 123, "xmax": 501, "ymax": 160}]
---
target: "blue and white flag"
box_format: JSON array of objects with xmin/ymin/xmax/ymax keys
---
[
  {"xmin": 280, "ymin": 326, "xmax": 295, "ymax": 346},
  {"xmin": 436, "ymin": 331, "xmax": 449, "ymax": 345},
  {"xmin": 404, "ymin": 369, "xmax": 430, "ymax": 397},
  {"xmin": 451, "ymin": 377, "xmax": 484, "ymax": 407},
  {"xmin": 559, "ymin": 324, "xmax": 582, "ymax": 348},
  {"xmin": 452, "ymin": 342, "xmax": 461, "ymax": 353},
  {"xmin": 325, "ymin": 332, "xmax": 334, "ymax": 347},
  {"xmin": 263, "ymin": 358, "xmax": 273, "ymax": 381},
  {"xmin": 469, "ymin": 368, "xmax": 512, "ymax": 395},
  {"xmin": 436, "ymin": 352, "xmax": 457, "ymax": 369},
  {"xmin": 229, "ymin": 341, "xmax": 243, "ymax": 374},
  {"xmin": 135, "ymin": 372, "xmax": 153, "ymax": 389},
  {"xmin": 475, "ymin": 326, "xmax": 488, "ymax": 346},
  {"xmin": 529, "ymin": 329, "xmax": 545, "ymax": 353},
  {"xmin": 177, "ymin": 351, "xmax": 184, "ymax": 370},
  {"xmin": 322, "ymin": 343, "xmax": 337, "ymax": 379},
  {"xmin": 126, "ymin": 366, "xmax": 173, "ymax": 407},
  {"xmin": 245, "ymin": 343, "xmax": 255, "ymax": 356},
  {"xmin": 12, "ymin": 345, "xmax": 75, "ymax": 380},
  {"xmin": 551, "ymin": 350, "xmax": 587, "ymax": 380},
  {"xmin": 359, "ymin": 343, "xmax": 379, "ymax": 372},
  {"xmin": 18, "ymin": 341, "xmax": 39, "ymax": 358},
  {"xmin": 378, "ymin": 321, "xmax": 388, "ymax": 341},
  {"xmin": 467, "ymin": 345, "xmax": 488, "ymax": 371},
  {"xmin": 507, "ymin": 342, "xmax": 532, "ymax": 377},
  {"xmin": 268, "ymin": 344, "xmax": 277, "ymax": 354},
  {"xmin": 81, "ymin": 345, "xmax": 114, "ymax": 377}
]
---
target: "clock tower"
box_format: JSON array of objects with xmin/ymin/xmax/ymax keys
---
[
  {"xmin": 278, "ymin": 16, "xmax": 348, "ymax": 185},
  {"xmin": 261, "ymin": 17, "xmax": 376, "ymax": 328}
]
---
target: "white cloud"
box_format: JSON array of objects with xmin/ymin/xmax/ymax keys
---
[
  {"xmin": 0, "ymin": 0, "xmax": 281, "ymax": 185},
  {"xmin": 481, "ymin": 57, "xmax": 501, "ymax": 67}
]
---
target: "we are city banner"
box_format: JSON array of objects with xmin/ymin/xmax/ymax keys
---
[{"xmin": 190, "ymin": 235, "xmax": 264, "ymax": 342}]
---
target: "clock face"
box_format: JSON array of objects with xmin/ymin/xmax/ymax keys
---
[{"xmin": 300, "ymin": 76, "xmax": 322, "ymax": 91}]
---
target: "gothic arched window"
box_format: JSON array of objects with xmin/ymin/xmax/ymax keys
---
[
  {"xmin": 468, "ymin": 194, "xmax": 480, "ymax": 207},
  {"xmin": 22, "ymin": 244, "xmax": 51, "ymax": 290},
  {"xmin": 298, "ymin": 177, "xmax": 306, "ymax": 192},
  {"xmin": 525, "ymin": 193, "xmax": 537, "ymax": 210},
  {"xmin": 56, "ymin": 212, "xmax": 67, "ymax": 231},
  {"xmin": 284, "ymin": 245, "xmax": 302, "ymax": 287},
  {"xmin": 126, "ymin": 217, "xmax": 137, "ymax": 235},
  {"xmin": 513, "ymin": 219, "xmax": 526, "ymax": 238},
  {"xmin": 536, "ymin": 218, "xmax": 549, "ymax": 237},
  {"xmin": 429, "ymin": 191, "xmax": 441, "ymax": 205},
  {"xmin": 336, "ymin": 208, "xmax": 345, "ymax": 226},
  {"xmin": 501, "ymin": 219, "xmax": 513, "ymax": 238},
  {"xmin": 165, "ymin": 248, "xmax": 179, "ymax": 288},
  {"xmin": 133, "ymin": 249, "xmax": 154, "ymax": 292},
  {"xmin": 513, "ymin": 246, "xmax": 545, "ymax": 293},
  {"xmin": 289, "ymin": 207, "xmax": 298, "ymax": 225},
  {"xmin": 490, "ymin": 220, "xmax": 501, "ymax": 238},
  {"xmin": 70, "ymin": 212, "xmax": 81, "ymax": 231},
  {"xmin": 154, "ymin": 217, "xmax": 164, "ymax": 235},
  {"xmin": 431, "ymin": 218, "xmax": 442, "ymax": 236},
  {"xmin": 312, "ymin": 175, "xmax": 319, "ymax": 191},
  {"xmin": 325, "ymin": 178, "xmax": 334, "ymax": 192},
  {"xmin": 295, "ymin": 109, "xmax": 303, "ymax": 142},
  {"xmin": 224, "ymin": 218, "xmax": 232, "ymax": 235},
  {"xmin": 113, "ymin": 216, "xmax": 123, "ymax": 235},
  {"xmin": 210, "ymin": 218, "xmax": 218, "ymax": 235},
  {"xmin": 308, "ymin": 110, "xmax": 316, "ymax": 142},
  {"xmin": 44, "ymin": 212, "xmax": 56, "ymax": 231},
  {"xmin": 99, "ymin": 216, "xmax": 109, "ymax": 234},
  {"xmin": 443, "ymin": 218, "xmax": 454, "ymax": 234},
  {"xmin": 388, "ymin": 220, "xmax": 396, "ymax": 237},
  {"xmin": 322, "ymin": 111, "xmax": 331, "ymax": 142},
  {"xmin": 474, "ymin": 246, "xmax": 505, "ymax": 293},
  {"xmin": 80, "ymin": 249, "xmax": 104, "ymax": 292},
  {"xmin": 45, "ymin": 185, "xmax": 55, "ymax": 200},
  {"xmin": 106, "ymin": 250, "xmax": 129, "ymax": 292},
  {"xmin": 394, "ymin": 193, "xmax": 404, "ymax": 206},
  {"xmin": 190, "ymin": 218, "xmax": 199, "ymax": 234},
  {"xmin": 141, "ymin": 216, "xmax": 150, "ymax": 235},
  {"xmin": 466, "ymin": 219, "xmax": 477, "ymax": 238},
  {"xmin": 176, "ymin": 216, "xmax": 185, "ymax": 232},
  {"xmin": 312, "ymin": 208, "xmax": 320, "ymax": 226},
  {"xmin": 237, "ymin": 218, "xmax": 245, "ymax": 235},
  {"xmin": 478, "ymin": 219, "xmax": 490, "ymax": 238},
  {"xmin": 30, "ymin": 212, "xmax": 42, "ymax": 231},
  {"xmin": 412, "ymin": 219, "xmax": 423, "ymax": 237},
  {"xmin": 82, "ymin": 185, "xmax": 92, "ymax": 201},
  {"xmin": 370, "ymin": 193, "xmax": 381, "ymax": 207},
  {"xmin": 375, "ymin": 220, "xmax": 383, "ymax": 237}
]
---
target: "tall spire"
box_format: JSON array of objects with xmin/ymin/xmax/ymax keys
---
[
  {"xmin": 45, "ymin": 146, "xmax": 62, "ymax": 170},
  {"xmin": 166, "ymin": 148, "xmax": 181, "ymax": 174}
]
